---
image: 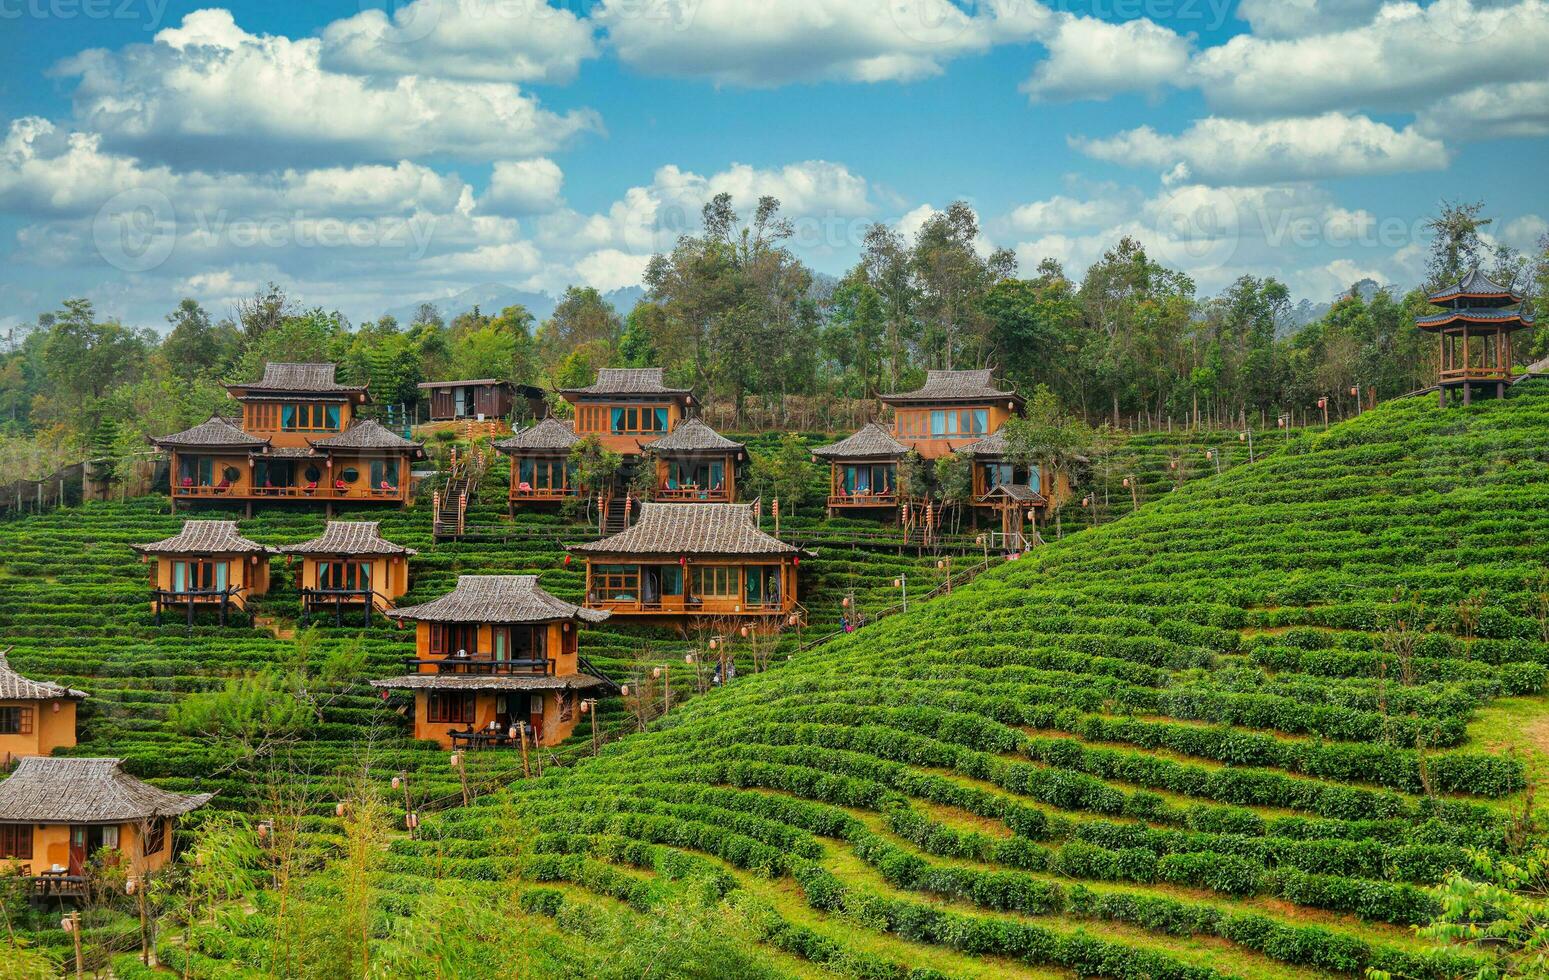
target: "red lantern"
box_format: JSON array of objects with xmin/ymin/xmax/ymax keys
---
[
  {"xmin": 563, "ymin": 554, "xmax": 571, "ymax": 566},
  {"xmin": 679, "ymin": 556, "xmax": 686, "ymax": 566}
]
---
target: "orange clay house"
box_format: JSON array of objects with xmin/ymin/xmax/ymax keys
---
[
  {"xmin": 494, "ymin": 416, "xmax": 581, "ymax": 510},
  {"xmin": 814, "ymin": 370, "xmax": 1065, "ymax": 527},
  {"xmin": 153, "ymin": 362, "xmax": 426, "ymax": 515},
  {"xmin": 572, "ymin": 502, "xmax": 803, "ymax": 621},
  {"xmin": 370, "ymin": 576, "xmax": 612, "ymax": 749},
  {"xmin": 277, "ymin": 521, "xmax": 415, "ymax": 625},
  {"xmin": 132, "ymin": 520, "xmax": 272, "ymax": 626},
  {"xmin": 0, "ymin": 652, "xmax": 86, "ymax": 767},
  {"xmin": 0, "ymin": 757, "xmax": 211, "ymax": 893}
]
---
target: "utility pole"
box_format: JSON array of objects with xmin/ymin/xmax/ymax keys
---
[{"xmin": 893, "ymin": 573, "xmax": 907, "ymax": 612}]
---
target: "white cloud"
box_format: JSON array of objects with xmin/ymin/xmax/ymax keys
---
[
  {"xmin": 482, "ymin": 159, "xmax": 565, "ymax": 216},
  {"xmin": 595, "ymin": 0, "xmax": 1048, "ymax": 86},
  {"xmin": 1192, "ymin": 0, "xmax": 1549, "ymax": 116},
  {"xmin": 320, "ymin": 0, "xmax": 597, "ymax": 83},
  {"xmin": 1502, "ymin": 214, "xmax": 1548, "ymax": 248},
  {"xmin": 1006, "ymin": 193, "xmax": 1131, "ymax": 235},
  {"xmin": 1021, "ymin": 16, "xmax": 1192, "ymax": 102},
  {"xmin": 575, "ymin": 249, "xmax": 653, "ymax": 292},
  {"xmin": 1416, "ymin": 79, "xmax": 1549, "ymax": 139},
  {"xmin": 1234, "ymin": 0, "xmax": 1387, "ymax": 38},
  {"xmin": 55, "ymin": 9, "xmax": 600, "ymax": 170},
  {"xmin": 1074, "ymin": 113, "xmax": 1448, "ymax": 184}
]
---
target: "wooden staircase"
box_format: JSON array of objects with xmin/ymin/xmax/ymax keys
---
[
  {"xmin": 599, "ymin": 496, "xmax": 634, "ymax": 536},
  {"xmin": 433, "ymin": 473, "xmax": 472, "ymax": 539}
]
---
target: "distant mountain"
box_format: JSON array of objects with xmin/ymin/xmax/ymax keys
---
[
  {"xmin": 1280, "ymin": 278, "xmax": 1386, "ymax": 336},
  {"xmin": 381, "ymin": 283, "xmax": 645, "ymax": 327}
]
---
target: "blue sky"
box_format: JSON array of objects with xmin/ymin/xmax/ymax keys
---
[{"xmin": 1, "ymin": 0, "xmax": 1546, "ymax": 330}]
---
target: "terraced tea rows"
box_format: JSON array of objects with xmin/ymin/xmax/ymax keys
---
[{"xmin": 351, "ymin": 384, "xmax": 1549, "ymax": 978}]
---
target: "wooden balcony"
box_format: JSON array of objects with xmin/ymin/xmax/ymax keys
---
[
  {"xmin": 591, "ymin": 594, "xmax": 791, "ymax": 617},
  {"xmin": 509, "ymin": 485, "xmax": 580, "ymax": 502},
  {"xmin": 406, "ymin": 655, "xmax": 553, "ymax": 675},
  {"xmin": 173, "ymin": 484, "xmax": 407, "ymax": 503},
  {"xmin": 1439, "ymin": 366, "xmax": 1512, "ymax": 381},
  {"xmin": 655, "ymin": 486, "xmax": 732, "ymax": 503},
  {"xmin": 827, "ymin": 492, "xmax": 898, "ymax": 508},
  {"xmin": 151, "ymin": 586, "xmax": 246, "ymax": 627},
  {"xmin": 300, "ymin": 588, "xmax": 389, "ymax": 625}
]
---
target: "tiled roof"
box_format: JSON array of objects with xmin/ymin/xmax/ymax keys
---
[
  {"xmin": 277, "ymin": 521, "xmax": 416, "ymax": 556},
  {"xmin": 370, "ymin": 674, "xmax": 608, "ymax": 692},
  {"xmin": 560, "ymin": 368, "xmax": 694, "ymax": 398},
  {"xmin": 642, "ymin": 418, "xmax": 744, "ymax": 454},
  {"xmin": 979, "ymin": 483, "xmax": 1046, "ymax": 505},
  {"xmin": 133, "ymin": 520, "xmax": 269, "ymax": 555},
  {"xmin": 570, "ymin": 502, "xmax": 797, "ymax": 556},
  {"xmin": 235, "ymin": 362, "xmax": 365, "ymax": 394},
  {"xmin": 811, "ymin": 422, "xmax": 906, "ymax": 460},
  {"xmin": 263, "ymin": 447, "xmax": 323, "ymax": 459},
  {"xmin": 152, "ymin": 415, "xmax": 267, "ymax": 450},
  {"xmin": 1415, "ymin": 308, "xmax": 1533, "ymax": 329},
  {"xmin": 387, "ymin": 575, "xmax": 609, "ymax": 625},
  {"xmin": 881, "ymin": 369, "xmax": 1020, "ymax": 404},
  {"xmin": 417, "ymin": 379, "xmax": 507, "ymax": 389},
  {"xmin": 1426, "ymin": 267, "xmax": 1522, "ymax": 306},
  {"xmin": 0, "ymin": 651, "xmax": 86, "ymax": 701},
  {"xmin": 961, "ymin": 429, "xmax": 1008, "ymax": 457},
  {"xmin": 309, "ymin": 419, "xmax": 425, "ymax": 454},
  {"xmin": 494, "ymin": 417, "xmax": 579, "ymax": 453},
  {"xmin": 0, "ymin": 758, "xmax": 211, "ymax": 823}
]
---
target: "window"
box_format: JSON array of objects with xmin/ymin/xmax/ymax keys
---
[
  {"xmin": 745, "ymin": 566, "xmax": 782, "ymax": 607},
  {"xmin": 100, "ymin": 825, "xmax": 120, "ymax": 850},
  {"xmin": 142, "ymin": 819, "xmax": 166, "ymax": 856},
  {"xmin": 280, "ymin": 402, "xmax": 343, "ymax": 432},
  {"xmin": 255, "ymin": 460, "xmax": 293, "ymax": 488},
  {"xmin": 667, "ymin": 460, "xmax": 725, "ymax": 491},
  {"xmin": 982, "ymin": 463, "xmax": 1014, "ymax": 490},
  {"xmin": 692, "ymin": 565, "xmax": 738, "ymax": 598},
  {"xmin": 304, "ymin": 465, "xmax": 323, "ymax": 485},
  {"xmin": 177, "ymin": 456, "xmax": 214, "ymax": 487},
  {"xmin": 220, "ymin": 465, "xmax": 241, "ymax": 484},
  {"xmin": 318, "ymin": 561, "xmax": 371, "ymax": 592},
  {"xmin": 580, "ymin": 404, "xmax": 669, "ymax": 435},
  {"xmin": 341, "ymin": 467, "xmax": 359, "ymax": 483},
  {"xmin": 172, "ymin": 560, "xmax": 227, "ymax": 594},
  {"xmin": 518, "ymin": 458, "xmax": 571, "ymax": 491},
  {"xmin": 660, "ymin": 564, "xmax": 684, "ymax": 597},
  {"xmin": 841, "ymin": 464, "xmax": 894, "ymax": 495},
  {"xmin": 0, "ymin": 824, "xmax": 31, "ymax": 860},
  {"xmin": 370, "ymin": 459, "xmax": 399, "ymax": 491},
  {"xmin": 0, "ymin": 706, "xmax": 32, "ymax": 735},
  {"xmin": 594, "ymin": 565, "xmax": 639, "ymax": 601},
  {"xmin": 427, "ymin": 691, "xmax": 474, "ymax": 724},
  {"xmin": 430, "ymin": 623, "xmax": 479, "ymax": 657},
  {"xmin": 896, "ymin": 409, "xmax": 989, "ymax": 439}
]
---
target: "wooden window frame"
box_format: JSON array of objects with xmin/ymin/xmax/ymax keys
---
[
  {"xmin": 429, "ymin": 623, "xmax": 480, "ymax": 657},
  {"xmin": 0, "ymin": 705, "xmax": 33, "ymax": 735},
  {"xmin": 692, "ymin": 565, "xmax": 739, "ymax": 599},
  {"xmin": 0, "ymin": 823, "xmax": 32, "ymax": 860},
  {"xmin": 594, "ymin": 565, "xmax": 640, "ymax": 601},
  {"xmin": 427, "ymin": 691, "xmax": 475, "ymax": 724},
  {"xmin": 317, "ymin": 560, "xmax": 371, "ymax": 592}
]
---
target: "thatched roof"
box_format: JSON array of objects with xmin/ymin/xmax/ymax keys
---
[
  {"xmin": 0, "ymin": 651, "xmax": 86, "ymax": 701},
  {"xmin": 277, "ymin": 522, "xmax": 416, "ymax": 556},
  {"xmin": 133, "ymin": 520, "xmax": 269, "ymax": 556},
  {"xmin": 369, "ymin": 674, "xmax": 608, "ymax": 692},
  {"xmin": 811, "ymin": 422, "xmax": 906, "ymax": 460},
  {"xmin": 643, "ymin": 418, "xmax": 743, "ymax": 454},
  {"xmin": 570, "ymin": 503, "xmax": 797, "ymax": 557},
  {"xmin": 494, "ymin": 417, "xmax": 579, "ymax": 453},
  {"xmin": 979, "ymin": 483, "xmax": 1046, "ymax": 505},
  {"xmin": 152, "ymin": 415, "xmax": 267, "ymax": 450},
  {"xmin": 386, "ymin": 575, "xmax": 609, "ymax": 625},
  {"xmin": 560, "ymin": 368, "xmax": 694, "ymax": 400},
  {"xmin": 0, "ymin": 758, "xmax": 211, "ymax": 823},
  {"xmin": 232, "ymin": 362, "xmax": 365, "ymax": 395},
  {"xmin": 309, "ymin": 419, "xmax": 426, "ymax": 456},
  {"xmin": 881, "ymin": 369, "xmax": 1021, "ymax": 407},
  {"xmin": 961, "ymin": 429, "xmax": 1008, "ymax": 457}
]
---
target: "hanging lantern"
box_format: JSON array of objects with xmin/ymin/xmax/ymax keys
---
[
  {"xmin": 1169, "ymin": 460, "xmax": 1178, "ymax": 470},
  {"xmin": 841, "ymin": 596, "xmax": 851, "ymax": 607},
  {"xmin": 652, "ymin": 666, "xmax": 662, "ymax": 679},
  {"xmin": 1277, "ymin": 417, "xmax": 1286, "ymax": 428},
  {"xmin": 621, "ymin": 684, "xmax": 631, "ymax": 696},
  {"xmin": 1081, "ymin": 496, "xmax": 1090, "ymax": 507},
  {"xmin": 335, "ymin": 802, "xmax": 347, "ymax": 817},
  {"xmin": 391, "ymin": 776, "xmax": 401, "ymax": 790},
  {"xmin": 52, "ymin": 702, "xmax": 60, "ymax": 713},
  {"xmin": 1238, "ymin": 432, "xmax": 1246, "ymax": 442},
  {"xmin": 1349, "ymin": 386, "xmax": 1359, "ymax": 397},
  {"xmin": 61, "ymin": 917, "xmax": 73, "ymax": 933},
  {"xmin": 1206, "ymin": 450, "xmax": 1214, "ymax": 460},
  {"xmin": 1122, "ymin": 477, "xmax": 1131, "ymax": 488},
  {"xmin": 580, "ymin": 700, "xmax": 590, "ymax": 714},
  {"xmin": 405, "ymin": 813, "xmax": 419, "ymax": 829},
  {"xmin": 380, "ymin": 689, "xmax": 390, "ymax": 701},
  {"xmin": 739, "ymin": 625, "xmax": 750, "ymax": 638},
  {"xmin": 709, "ymin": 638, "xmax": 719, "ymax": 650},
  {"xmin": 793, "ymin": 556, "xmax": 799, "ymax": 567},
  {"xmin": 684, "ymin": 653, "xmax": 695, "ymax": 664},
  {"xmin": 563, "ymin": 553, "xmax": 571, "ymax": 566},
  {"xmin": 508, "ymin": 726, "xmax": 518, "ymax": 739},
  {"xmin": 893, "ymin": 578, "xmax": 901, "ymax": 588},
  {"xmin": 449, "ymin": 752, "xmax": 462, "ymax": 767},
  {"xmin": 679, "ymin": 556, "xmax": 686, "ymax": 566},
  {"xmin": 126, "ymin": 878, "xmax": 137, "ymax": 895},
  {"xmin": 1317, "ymin": 398, "xmax": 1327, "ymax": 409}
]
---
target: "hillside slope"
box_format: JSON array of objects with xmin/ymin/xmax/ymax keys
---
[{"xmin": 388, "ymin": 383, "xmax": 1549, "ymax": 978}]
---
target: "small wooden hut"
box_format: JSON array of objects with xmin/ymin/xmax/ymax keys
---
[
  {"xmin": 277, "ymin": 522, "xmax": 415, "ymax": 624},
  {"xmin": 0, "ymin": 652, "xmax": 86, "ymax": 766},
  {"xmin": 132, "ymin": 520, "xmax": 272, "ymax": 625}
]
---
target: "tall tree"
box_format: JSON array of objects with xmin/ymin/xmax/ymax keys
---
[
  {"xmin": 909, "ymin": 202, "xmax": 1015, "ymax": 370},
  {"xmin": 1424, "ymin": 200, "xmax": 1491, "ymax": 289}
]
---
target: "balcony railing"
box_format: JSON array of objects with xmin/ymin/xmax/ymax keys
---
[
  {"xmin": 510, "ymin": 485, "xmax": 579, "ymax": 500},
  {"xmin": 655, "ymin": 487, "xmax": 732, "ymax": 502},
  {"xmin": 300, "ymin": 587, "xmax": 390, "ymax": 625},
  {"xmin": 827, "ymin": 492, "xmax": 898, "ymax": 507},
  {"xmin": 591, "ymin": 594, "xmax": 790, "ymax": 616},
  {"xmin": 406, "ymin": 655, "xmax": 554, "ymax": 675},
  {"xmin": 174, "ymin": 484, "xmax": 404, "ymax": 501},
  {"xmin": 151, "ymin": 586, "xmax": 247, "ymax": 627}
]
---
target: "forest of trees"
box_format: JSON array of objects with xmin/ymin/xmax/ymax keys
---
[{"xmin": 0, "ymin": 196, "xmax": 1544, "ymax": 484}]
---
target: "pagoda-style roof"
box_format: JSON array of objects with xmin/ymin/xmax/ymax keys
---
[
  {"xmin": 229, "ymin": 362, "xmax": 367, "ymax": 397},
  {"xmin": 133, "ymin": 520, "xmax": 269, "ymax": 556},
  {"xmin": 570, "ymin": 502, "xmax": 798, "ymax": 557},
  {"xmin": 277, "ymin": 521, "xmax": 416, "ymax": 557},
  {"xmin": 881, "ymin": 369, "xmax": 1022, "ymax": 408},
  {"xmin": 1426, "ymin": 268, "xmax": 1523, "ymax": 308},
  {"xmin": 811, "ymin": 422, "xmax": 906, "ymax": 460},
  {"xmin": 559, "ymin": 368, "xmax": 695, "ymax": 402},
  {"xmin": 152, "ymin": 415, "xmax": 267, "ymax": 450},
  {"xmin": 1415, "ymin": 308, "xmax": 1534, "ymax": 332},
  {"xmin": 494, "ymin": 417, "xmax": 579, "ymax": 453},
  {"xmin": 961, "ymin": 430, "xmax": 1009, "ymax": 457},
  {"xmin": 642, "ymin": 418, "xmax": 744, "ymax": 454},
  {"xmin": 0, "ymin": 651, "xmax": 86, "ymax": 702},
  {"xmin": 0, "ymin": 758, "xmax": 211, "ymax": 823},
  {"xmin": 979, "ymin": 483, "xmax": 1046, "ymax": 505},
  {"xmin": 308, "ymin": 419, "xmax": 426, "ymax": 456},
  {"xmin": 386, "ymin": 575, "xmax": 609, "ymax": 625},
  {"xmin": 370, "ymin": 674, "xmax": 608, "ymax": 693}
]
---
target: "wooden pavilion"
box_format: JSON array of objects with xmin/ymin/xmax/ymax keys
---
[
  {"xmin": 132, "ymin": 520, "xmax": 272, "ymax": 626},
  {"xmin": 558, "ymin": 368, "xmax": 697, "ymax": 456},
  {"xmin": 494, "ymin": 416, "xmax": 581, "ymax": 510},
  {"xmin": 277, "ymin": 522, "xmax": 415, "ymax": 624},
  {"xmin": 812, "ymin": 422, "xmax": 905, "ymax": 515},
  {"xmin": 417, "ymin": 379, "xmax": 524, "ymax": 422},
  {"xmin": 0, "ymin": 652, "xmax": 86, "ymax": 766},
  {"xmin": 882, "ymin": 369, "xmax": 1024, "ymax": 458},
  {"xmin": 0, "ymin": 757, "xmax": 211, "ymax": 892},
  {"xmin": 153, "ymin": 362, "xmax": 426, "ymax": 514},
  {"xmin": 371, "ymin": 575, "xmax": 612, "ymax": 749},
  {"xmin": 641, "ymin": 418, "xmax": 744, "ymax": 503},
  {"xmin": 571, "ymin": 502, "xmax": 803, "ymax": 620},
  {"xmin": 1418, "ymin": 268, "xmax": 1535, "ymax": 405}
]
